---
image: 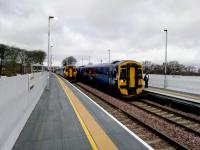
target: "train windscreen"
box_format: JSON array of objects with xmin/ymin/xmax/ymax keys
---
[{"xmin": 120, "ymin": 66, "xmax": 127, "ymax": 80}]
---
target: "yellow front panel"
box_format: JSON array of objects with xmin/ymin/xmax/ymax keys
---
[
  {"xmin": 129, "ymin": 67, "xmax": 135, "ymax": 88},
  {"xmin": 69, "ymin": 68, "xmax": 72, "ymax": 77},
  {"xmin": 117, "ymin": 60, "xmax": 144, "ymax": 96},
  {"xmin": 136, "ymin": 88, "xmax": 143, "ymax": 95},
  {"xmin": 120, "ymin": 89, "xmax": 128, "ymax": 95},
  {"xmin": 73, "ymin": 71, "xmax": 77, "ymax": 77}
]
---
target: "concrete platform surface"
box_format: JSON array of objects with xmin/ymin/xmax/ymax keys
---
[
  {"xmin": 13, "ymin": 74, "xmax": 152, "ymax": 150},
  {"xmin": 144, "ymin": 87, "xmax": 200, "ymax": 103}
]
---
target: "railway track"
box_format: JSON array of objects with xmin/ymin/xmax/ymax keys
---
[
  {"xmin": 74, "ymin": 82, "xmax": 200, "ymax": 150},
  {"xmin": 131, "ymin": 100, "xmax": 200, "ymax": 136}
]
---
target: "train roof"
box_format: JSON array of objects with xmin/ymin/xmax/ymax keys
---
[
  {"xmin": 80, "ymin": 60, "xmax": 141, "ymax": 68},
  {"xmin": 65, "ymin": 65, "xmax": 76, "ymax": 67}
]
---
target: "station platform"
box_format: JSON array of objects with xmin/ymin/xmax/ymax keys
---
[
  {"xmin": 13, "ymin": 74, "xmax": 152, "ymax": 150},
  {"xmin": 144, "ymin": 87, "xmax": 200, "ymax": 103}
]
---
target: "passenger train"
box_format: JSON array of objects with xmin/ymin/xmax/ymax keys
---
[
  {"xmin": 56, "ymin": 66, "xmax": 77, "ymax": 81},
  {"xmin": 77, "ymin": 60, "xmax": 144, "ymax": 96}
]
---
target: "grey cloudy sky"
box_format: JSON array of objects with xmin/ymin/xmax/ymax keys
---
[{"xmin": 0, "ymin": 0, "xmax": 200, "ymax": 66}]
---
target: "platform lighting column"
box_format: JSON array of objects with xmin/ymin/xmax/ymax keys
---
[
  {"xmin": 47, "ymin": 16, "xmax": 54, "ymax": 89},
  {"xmin": 50, "ymin": 45, "xmax": 53, "ymax": 69},
  {"xmin": 23, "ymin": 51, "xmax": 26, "ymax": 74},
  {"xmin": 108, "ymin": 49, "xmax": 111, "ymax": 63},
  {"xmin": 163, "ymin": 29, "xmax": 168, "ymax": 88}
]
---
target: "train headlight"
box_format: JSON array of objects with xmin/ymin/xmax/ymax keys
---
[{"xmin": 121, "ymin": 80, "xmax": 126, "ymax": 83}]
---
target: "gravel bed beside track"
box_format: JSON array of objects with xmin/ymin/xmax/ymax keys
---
[
  {"xmin": 142, "ymin": 99, "xmax": 200, "ymax": 122},
  {"xmin": 76, "ymin": 82, "xmax": 200, "ymax": 150},
  {"xmin": 131, "ymin": 100, "xmax": 200, "ymax": 135}
]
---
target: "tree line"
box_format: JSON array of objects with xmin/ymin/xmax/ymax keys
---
[
  {"xmin": 0, "ymin": 43, "xmax": 46, "ymax": 76},
  {"xmin": 60, "ymin": 57, "xmax": 200, "ymax": 76},
  {"xmin": 142, "ymin": 60, "xmax": 200, "ymax": 76},
  {"xmin": 62, "ymin": 56, "xmax": 77, "ymax": 66}
]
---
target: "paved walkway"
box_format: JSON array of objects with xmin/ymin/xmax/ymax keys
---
[
  {"xmin": 13, "ymin": 74, "xmax": 151, "ymax": 150},
  {"xmin": 13, "ymin": 75, "xmax": 91, "ymax": 150}
]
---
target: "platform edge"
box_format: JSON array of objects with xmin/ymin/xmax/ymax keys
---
[{"xmin": 67, "ymin": 80, "xmax": 154, "ymax": 150}]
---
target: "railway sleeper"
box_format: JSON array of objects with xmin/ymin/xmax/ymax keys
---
[
  {"xmin": 196, "ymin": 128, "xmax": 200, "ymax": 132},
  {"xmin": 157, "ymin": 111, "xmax": 168, "ymax": 115},
  {"xmin": 142, "ymin": 106, "xmax": 152, "ymax": 109},
  {"xmin": 162, "ymin": 114, "xmax": 174, "ymax": 118},
  {"xmin": 186, "ymin": 123, "xmax": 200, "ymax": 128},
  {"xmin": 146, "ymin": 139, "xmax": 162, "ymax": 144},
  {"xmin": 176, "ymin": 120, "xmax": 192, "ymax": 125},
  {"xmin": 147, "ymin": 108, "xmax": 158, "ymax": 112},
  {"xmin": 168, "ymin": 116, "xmax": 182, "ymax": 121},
  {"xmin": 151, "ymin": 109, "xmax": 162, "ymax": 113},
  {"xmin": 134, "ymin": 102, "xmax": 146, "ymax": 106}
]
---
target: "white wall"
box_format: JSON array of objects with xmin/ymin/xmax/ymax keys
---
[
  {"xmin": 0, "ymin": 72, "xmax": 48, "ymax": 150},
  {"xmin": 149, "ymin": 74, "xmax": 200, "ymax": 95}
]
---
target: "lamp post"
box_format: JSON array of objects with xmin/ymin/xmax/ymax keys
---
[
  {"xmin": 47, "ymin": 16, "xmax": 54, "ymax": 89},
  {"xmin": 108, "ymin": 49, "xmax": 111, "ymax": 63},
  {"xmin": 23, "ymin": 51, "xmax": 26, "ymax": 74},
  {"xmin": 163, "ymin": 29, "xmax": 168, "ymax": 88},
  {"xmin": 50, "ymin": 45, "xmax": 53, "ymax": 70}
]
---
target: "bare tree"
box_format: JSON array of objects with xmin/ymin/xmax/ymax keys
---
[
  {"xmin": 0, "ymin": 43, "xmax": 46, "ymax": 76},
  {"xmin": 62, "ymin": 56, "xmax": 77, "ymax": 66},
  {"xmin": 0, "ymin": 44, "xmax": 7, "ymax": 76},
  {"xmin": 142, "ymin": 60, "xmax": 153, "ymax": 73},
  {"xmin": 167, "ymin": 61, "xmax": 180, "ymax": 74}
]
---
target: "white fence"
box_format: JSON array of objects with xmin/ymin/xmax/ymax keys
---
[
  {"xmin": 149, "ymin": 74, "xmax": 200, "ymax": 95},
  {"xmin": 0, "ymin": 72, "xmax": 48, "ymax": 150}
]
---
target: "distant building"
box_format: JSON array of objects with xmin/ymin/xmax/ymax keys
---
[{"xmin": 31, "ymin": 64, "xmax": 45, "ymax": 73}]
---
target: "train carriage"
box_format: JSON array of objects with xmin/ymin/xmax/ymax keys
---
[
  {"xmin": 77, "ymin": 60, "xmax": 144, "ymax": 96},
  {"xmin": 55, "ymin": 66, "xmax": 77, "ymax": 82}
]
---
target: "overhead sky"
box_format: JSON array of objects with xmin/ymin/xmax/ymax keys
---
[{"xmin": 0, "ymin": 0, "xmax": 199, "ymax": 66}]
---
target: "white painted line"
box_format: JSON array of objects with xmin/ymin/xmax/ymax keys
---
[{"xmin": 65, "ymin": 80, "xmax": 154, "ymax": 150}]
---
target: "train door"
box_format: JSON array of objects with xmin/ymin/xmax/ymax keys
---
[
  {"xmin": 118, "ymin": 65, "xmax": 128, "ymax": 95},
  {"xmin": 64, "ymin": 67, "xmax": 68, "ymax": 78},
  {"xmin": 69, "ymin": 67, "xmax": 72, "ymax": 78},
  {"xmin": 118, "ymin": 65, "xmax": 127, "ymax": 87},
  {"xmin": 128, "ymin": 66, "xmax": 135, "ymax": 88}
]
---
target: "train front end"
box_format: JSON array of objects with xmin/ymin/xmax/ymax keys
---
[
  {"xmin": 64, "ymin": 66, "xmax": 77, "ymax": 81},
  {"xmin": 117, "ymin": 60, "xmax": 144, "ymax": 96}
]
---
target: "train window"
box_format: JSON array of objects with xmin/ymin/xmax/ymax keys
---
[
  {"xmin": 96, "ymin": 68, "xmax": 100, "ymax": 74},
  {"xmin": 121, "ymin": 65, "xmax": 126, "ymax": 68},
  {"xmin": 120, "ymin": 68, "xmax": 127, "ymax": 79},
  {"xmin": 105, "ymin": 68, "xmax": 108, "ymax": 75},
  {"xmin": 112, "ymin": 71, "xmax": 117, "ymax": 78},
  {"xmin": 137, "ymin": 69, "xmax": 142, "ymax": 79}
]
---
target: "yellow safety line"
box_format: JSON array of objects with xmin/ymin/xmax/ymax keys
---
[{"xmin": 56, "ymin": 75, "xmax": 98, "ymax": 150}]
